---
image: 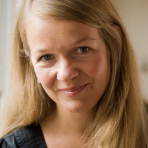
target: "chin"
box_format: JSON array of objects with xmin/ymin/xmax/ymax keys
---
[{"xmin": 61, "ymin": 102, "xmax": 95, "ymax": 114}]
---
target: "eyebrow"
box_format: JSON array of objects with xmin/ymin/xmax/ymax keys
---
[
  {"xmin": 72, "ymin": 37, "xmax": 96, "ymax": 45},
  {"xmin": 31, "ymin": 37, "xmax": 96, "ymax": 54}
]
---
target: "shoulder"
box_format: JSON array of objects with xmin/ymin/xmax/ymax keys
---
[{"xmin": 0, "ymin": 124, "xmax": 47, "ymax": 148}]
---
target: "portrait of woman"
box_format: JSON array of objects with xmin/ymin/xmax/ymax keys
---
[{"xmin": 0, "ymin": 0, "xmax": 148, "ymax": 148}]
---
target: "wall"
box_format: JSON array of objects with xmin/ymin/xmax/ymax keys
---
[
  {"xmin": 0, "ymin": 0, "xmax": 18, "ymax": 99},
  {"xmin": 0, "ymin": 1, "xmax": 3, "ymax": 96},
  {"xmin": 111, "ymin": 0, "xmax": 148, "ymax": 99}
]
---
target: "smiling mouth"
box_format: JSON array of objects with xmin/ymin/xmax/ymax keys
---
[{"xmin": 59, "ymin": 84, "xmax": 88, "ymax": 96}]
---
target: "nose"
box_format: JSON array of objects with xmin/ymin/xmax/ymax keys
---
[{"xmin": 57, "ymin": 59, "xmax": 79, "ymax": 81}]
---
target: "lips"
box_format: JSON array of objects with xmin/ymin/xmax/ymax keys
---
[{"xmin": 58, "ymin": 84, "xmax": 88, "ymax": 97}]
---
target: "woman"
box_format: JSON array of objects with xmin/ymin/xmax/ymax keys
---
[{"xmin": 0, "ymin": 0, "xmax": 148, "ymax": 148}]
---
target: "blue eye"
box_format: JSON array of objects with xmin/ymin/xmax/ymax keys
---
[
  {"xmin": 77, "ymin": 47, "xmax": 90, "ymax": 53},
  {"xmin": 41, "ymin": 55, "xmax": 52, "ymax": 61}
]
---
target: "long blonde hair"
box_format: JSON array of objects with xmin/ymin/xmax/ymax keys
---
[{"xmin": 0, "ymin": 0, "xmax": 148, "ymax": 147}]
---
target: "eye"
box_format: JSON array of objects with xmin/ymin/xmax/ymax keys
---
[
  {"xmin": 76, "ymin": 47, "xmax": 90, "ymax": 54},
  {"xmin": 40, "ymin": 54, "xmax": 52, "ymax": 61}
]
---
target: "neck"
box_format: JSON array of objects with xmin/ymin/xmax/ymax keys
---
[{"xmin": 41, "ymin": 105, "xmax": 95, "ymax": 137}]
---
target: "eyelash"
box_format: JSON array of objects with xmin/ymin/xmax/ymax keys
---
[
  {"xmin": 75, "ymin": 46, "xmax": 90, "ymax": 54},
  {"xmin": 39, "ymin": 46, "xmax": 91, "ymax": 61},
  {"xmin": 39, "ymin": 54, "xmax": 53, "ymax": 61}
]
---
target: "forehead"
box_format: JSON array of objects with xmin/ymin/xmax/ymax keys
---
[
  {"xmin": 26, "ymin": 16, "xmax": 100, "ymax": 37},
  {"xmin": 25, "ymin": 16, "xmax": 102, "ymax": 51}
]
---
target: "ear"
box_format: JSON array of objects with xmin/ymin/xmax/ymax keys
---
[
  {"xmin": 22, "ymin": 46, "xmax": 29, "ymax": 56},
  {"xmin": 114, "ymin": 25, "xmax": 122, "ymax": 35}
]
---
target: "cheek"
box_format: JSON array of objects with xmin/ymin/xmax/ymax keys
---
[
  {"xmin": 34, "ymin": 67, "xmax": 54, "ymax": 87},
  {"xmin": 85, "ymin": 54, "xmax": 110, "ymax": 86},
  {"xmin": 90, "ymin": 58, "xmax": 102, "ymax": 76},
  {"xmin": 86, "ymin": 56, "xmax": 106, "ymax": 76}
]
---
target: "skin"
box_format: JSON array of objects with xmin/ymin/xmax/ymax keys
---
[{"xmin": 26, "ymin": 16, "xmax": 110, "ymax": 148}]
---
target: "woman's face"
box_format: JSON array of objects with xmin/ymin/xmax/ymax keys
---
[{"xmin": 26, "ymin": 16, "xmax": 110, "ymax": 113}]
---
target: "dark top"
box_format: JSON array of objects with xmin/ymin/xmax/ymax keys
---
[{"xmin": 0, "ymin": 124, "xmax": 47, "ymax": 148}]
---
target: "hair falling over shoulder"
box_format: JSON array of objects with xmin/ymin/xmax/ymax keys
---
[{"xmin": 0, "ymin": 0, "xmax": 148, "ymax": 147}]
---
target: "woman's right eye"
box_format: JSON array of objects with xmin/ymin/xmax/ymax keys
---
[
  {"xmin": 40, "ymin": 54, "xmax": 52, "ymax": 61},
  {"xmin": 36, "ymin": 54, "xmax": 55, "ymax": 67}
]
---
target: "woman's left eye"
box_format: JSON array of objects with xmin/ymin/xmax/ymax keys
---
[{"xmin": 76, "ymin": 47, "xmax": 90, "ymax": 54}]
